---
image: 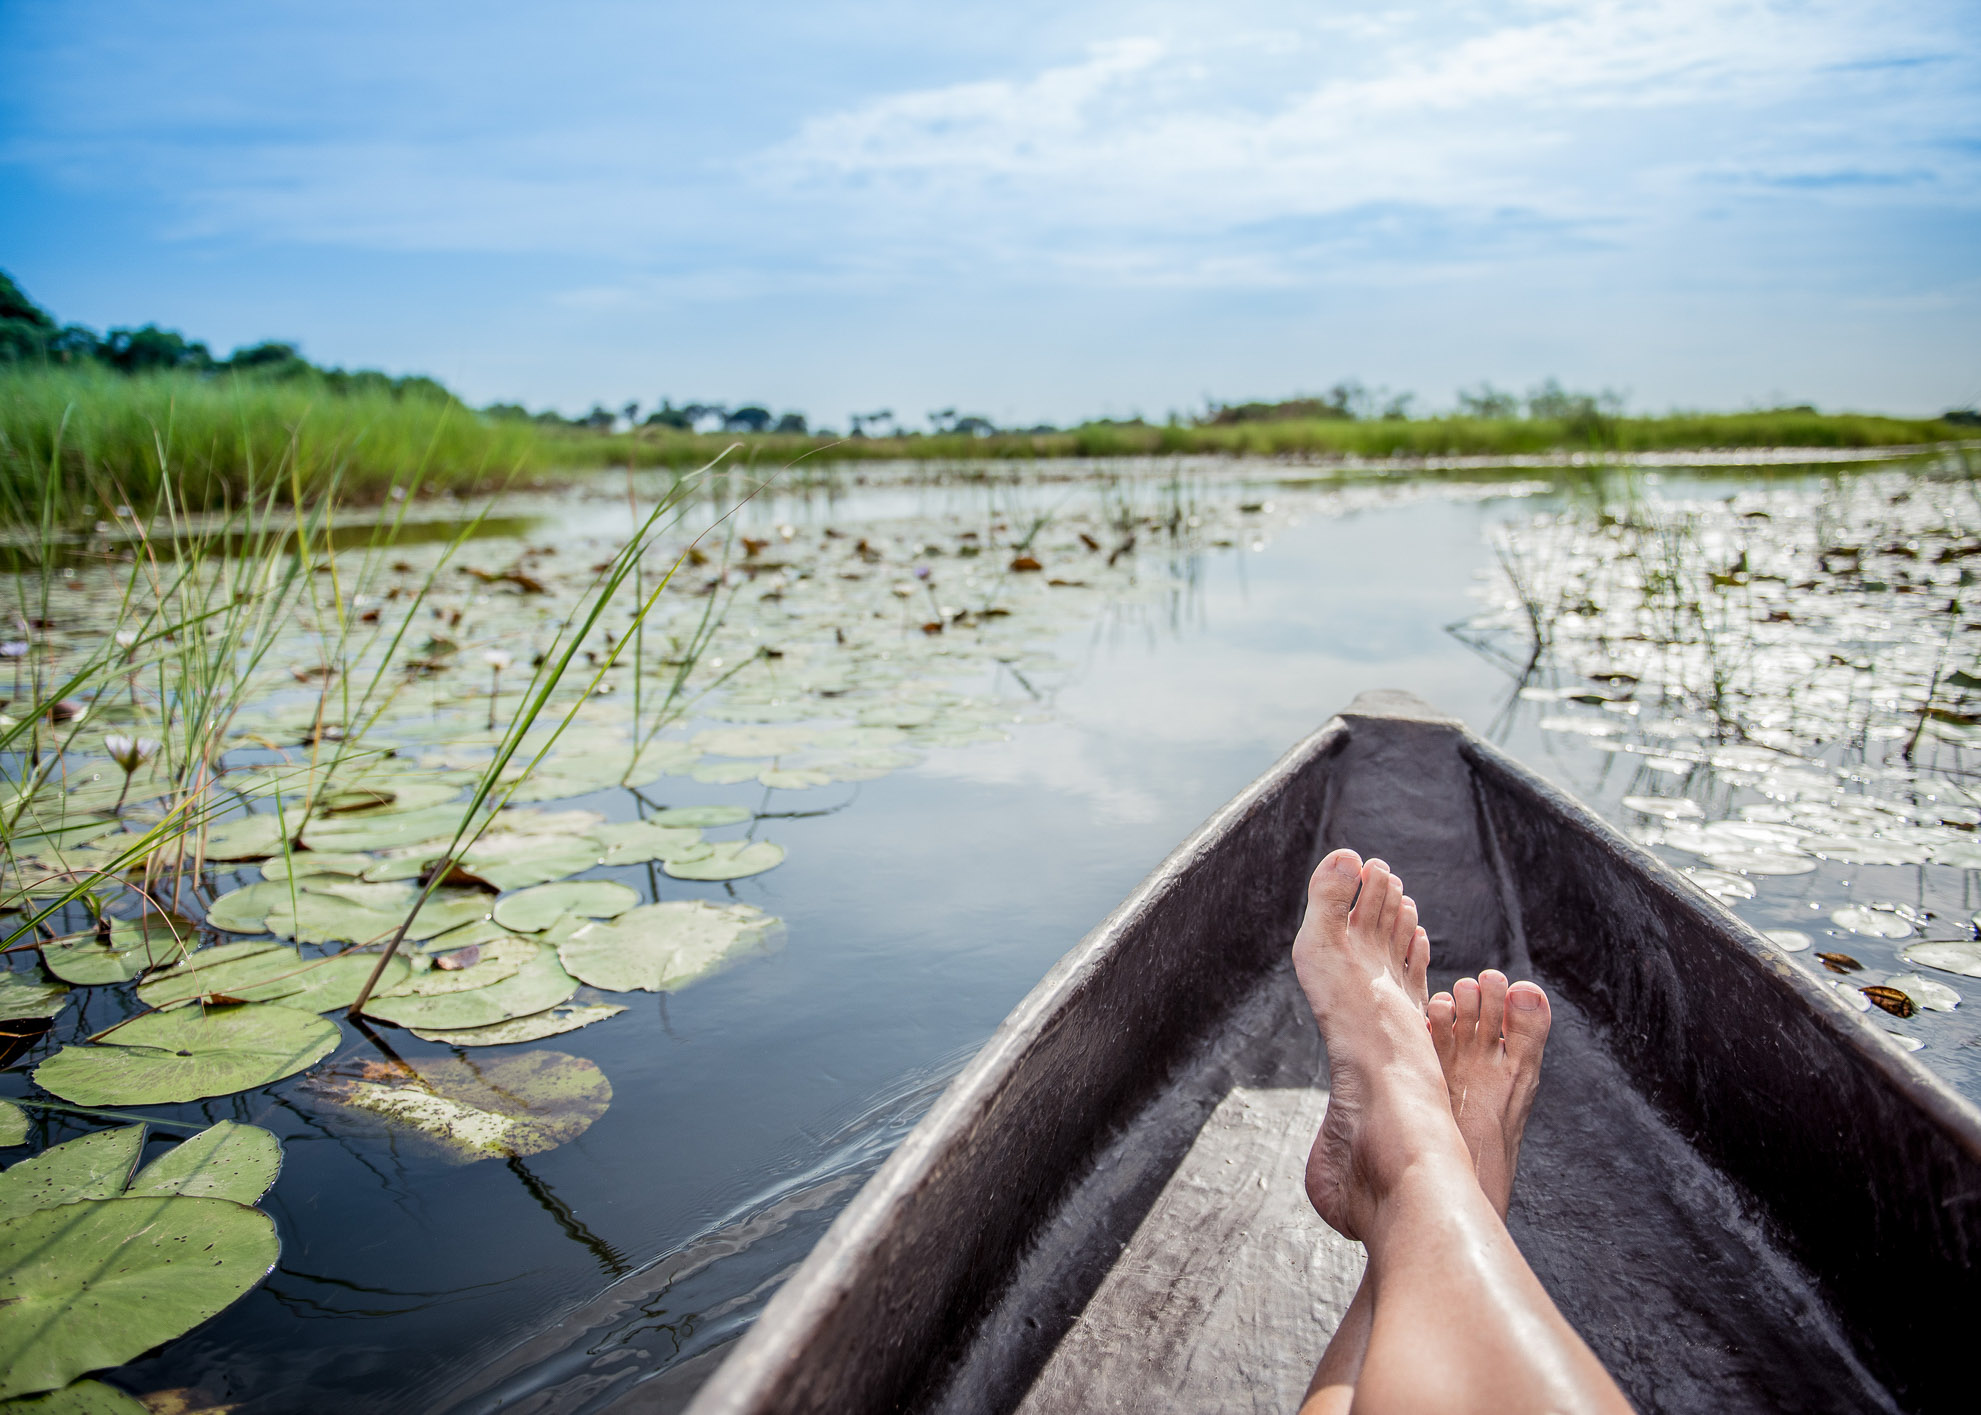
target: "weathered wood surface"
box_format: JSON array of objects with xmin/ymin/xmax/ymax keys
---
[{"xmin": 667, "ymin": 690, "xmax": 1979, "ymax": 1415}]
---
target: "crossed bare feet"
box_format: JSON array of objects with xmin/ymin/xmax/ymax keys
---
[{"xmin": 1291, "ymin": 848, "xmax": 1552, "ymax": 1234}]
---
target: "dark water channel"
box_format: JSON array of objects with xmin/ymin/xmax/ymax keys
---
[{"xmin": 7, "ymin": 462, "xmax": 1973, "ymax": 1412}]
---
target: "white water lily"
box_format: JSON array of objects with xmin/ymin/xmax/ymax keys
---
[
  {"xmin": 482, "ymin": 649, "xmax": 514, "ymax": 671},
  {"xmin": 103, "ymin": 733, "xmax": 161, "ymax": 810}
]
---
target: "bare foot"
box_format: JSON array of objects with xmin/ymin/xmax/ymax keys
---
[
  {"xmin": 1293, "ymin": 851, "xmax": 1470, "ymax": 1241},
  {"xmin": 1427, "ymin": 969, "xmax": 1552, "ymax": 1217}
]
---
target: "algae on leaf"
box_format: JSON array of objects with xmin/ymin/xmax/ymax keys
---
[
  {"xmin": 0, "ymin": 1195, "xmax": 278, "ymax": 1399},
  {"xmin": 0, "ymin": 1126, "xmax": 147, "ymax": 1222},
  {"xmin": 125, "ymin": 1121, "xmax": 282, "ymax": 1205},
  {"xmin": 34, "ymin": 1005, "xmax": 339, "ymax": 1107},
  {"xmin": 311, "ymin": 1050, "xmax": 609, "ymax": 1162}
]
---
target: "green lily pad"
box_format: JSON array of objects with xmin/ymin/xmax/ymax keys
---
[
  {"xmin": 662, "ymin": 840, "xmax": 785, "ymax": 881},
  {"xmin": 456, "ymin": 834, "xmax": 606, "ymax": 891},
  {"xmin": 492, "ymin": 881, "xmax": 640, "ymax": 934},
  {"xmin": 687, "ymin": 759, "xmax": 769, "ymax": 785},
  {"xmin": 591, "ymin": 820, "xmax": 708, "ymax": 865},
  {"xmin": 1830, "ymin": 905, "xmax": 1915, "ymax": 939},
  {"xmin": 315, "ymin": 780, "xmax": 462, "ymax": 816},
  {"xmin": 1901, "ymin": 941, "xmax": 1981, "ymax": 978},
  {"xmin": 310, "ymin": 1050, "xmax": 609, "ymax": 1162},
  {"xmin": 0, "ymin": 974, "xmax": 70, "ymax": 1023},
  {"xmin": 758, "ymin": 767, "xmax": 832, "ymax": 790},
  {"xmin": 0, "ymin": 1195, "xmax": 278, "ymax": 1399},
  {"xmin": 41, "ymin": 921, "xmax": 189, "ymax": 986},
  {"xmin": 359, "ymin": 943, "xmax": 578, "ymax": 1030},
  {"xmin": 259, "ymin": 851, "xmax": 374, "ymax": 881},
  {"xmin": 558, "ymin": 901, "xmax": 774, "ymax": 993},
  {"xmin": 264, "ymin": 889, "xmax": 488, "ymax": 946},
  {"xmin": 379, "ymin": 935, "xmax": 535, "ymax": 996},
  {"xmin": 34, "ymin": 1004, "xmax": 340, "ymax": 1107},
  {"xmin": 204, "ymin": 881, "xmax": 304, "ymax": 935},
  {"xmin": 124, "ymin": 1121, "xmax": 281, "ymax": 1205},
  {"xmin": 0, "ymin": 1127, "xmax": 146, "ymax": 1222},
  {"xmin": 301, "ymin": 804, "xmax": 482, "ymax": 852},
  {"xmin": 0, "ymin": 1100, "xmax": 26, "ymax": 1147},
  {"xmin": 416, "ymin": 918, "xmax": 511, "ymax": 953},
  {"xmin": 648, "ymin": 805, "xmax": 751, "ymax": 828},
  {"xmin": 0, "ymin": 1377, "xmax": 150, "ymax": 1412},
  {"xmin": 692, "ymin": 726, "xmax": 813, "ymax": 758},
  {"xmin": 200, "ymin": 814, "xmax": 294, "ymax": 861},
  {"xmin": 408, "ymin": 1002, "xmax": 626, "ymax": 1047},
  {"xmin": 137, "ymin": 944, "xmax": 408, "ymax": 1014}
]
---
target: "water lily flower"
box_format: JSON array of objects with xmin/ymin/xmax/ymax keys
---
[
  {"xmin": 103, "ymin": 733, "xmax": 161, "ymax": 810},
  {"xmin": 483, "ymin": 649, "xmax": 514, "ymax": 671},
  {"xmin": 0, "ymin": 641, "xmax": 27, "ymax": 658}
]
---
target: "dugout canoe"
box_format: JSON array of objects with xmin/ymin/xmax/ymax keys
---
[{"xmin": 679, "ymin": 690, "xmax": 1980, "ymax": 1415}]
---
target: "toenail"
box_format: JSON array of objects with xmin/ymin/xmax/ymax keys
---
[{"xmin": 1509, "ymin": 989, "xmax": 1543, "ymax": 1011}]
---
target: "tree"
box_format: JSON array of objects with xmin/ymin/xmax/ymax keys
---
[
  {"xmin": 99, "ymin": 324, "xmax": 213, "ymax": 373},
  {"xmin": 773, "ymin": 412, "xmax": 808, "ymax": 434},
  {"xmin": 0, "ymin": 269, "xmax": 57, "ymax": 363},
  {"xmin": 622, "ymin": 401, "xmax": 641, "ymax": 428},
  {"xmin": 724, "ymin": 406, "xmax": 772, "ymax": 433},
  {"xmin": 1455, "ymin": 383, "xmax": 1519, "ymax": 419}
]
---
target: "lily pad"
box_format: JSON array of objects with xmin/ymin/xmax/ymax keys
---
[
  {"xmin": 264, "ymin": 889, "xmax": 488, "ymax": 946},
  {"xmin": 454, "ymin": 834, "xmax": 605, "ymax": 891},
  {"xmin": 125, "ymin": 1121, "xmax": 282, "ymax": 1205},
  {"xmin": 360, "ymin": 943, "xmax": 578, "ymax": 1029},
  {"xmin": 758, "ymin": 767, "xmax": 832, "ymax": 790},
  {"xmin": 1621, "ymin": 795, "xmax": 1703, "ymax": 820},
  {"xmin": 1804, "ymin": 837, "xmax": 1928, "ymax": 866},
  {"xmin": 1900, "ymin": 941, "xmax": 1981, "ymax": 978},
  {"xmin": 204, "ymin": 881, "xmax": 305, "ymax": 935},
  {"xmin": 662, "ymin": 840, "xmax": 784, "ymax": 881},
  {"xmin": 1884, "ymin": 973, "xmax": 1960, "ymax": 1012},
  {"xmin": 200, "ymin": 814, "xmax": 294, "ymax": 861},
  {"xmin": 34, "ymin": 1004, "xmax": 340, "ymax": 1106},
  {"xmin": 301, "ymin": 804, "xmax": 481, "ymax": 853},
  {"xmin": 1928, "ymin": 840, "xmax": 1981, "ymax": 869},
  {"xmin": 492, "ymin": 881, "xmax": 640, "ymax": 934},
  {"xmin": 1703, "ymin": 850, "xmax": 1815, "ymax": 876},
  {"xmin": 1682, "ymin": 868, "xmax": 1755, "ymax": 901},
  {"xmin": 41, "ymin": 921, "xmax": 189, "ymax": 986},
  {"xmin": 416, "ymin": 918, "xmax": 511, "ymax": 953},
  {"xmin": 591, "ymin": 820, "xmax": 708, "ymax": 865},
  {"xmin": 0, "ymin": 1100, "xmax": 25, "ymax": 1147},
  {"xmin": 1830, "ymin": 905, "xmax": 1915, "ymax": 939},
  {"xmin": 0, "ymin": 1195, "xmax": 278, "ymax": 1399},
  {"xmin": 648, "ymin": 805, "xmax": 751, "ymax": 828},
  {"xmin": 311, "ymin": 1050, "xmax": 609, "ymax": 1162},
  {"xmin": 137, "ymin": 944, "xmax": 408, "ymax": 1014},
  {"xmin": 1761, "ymin": 929, "xmax": 1811, "ymax": 952},
  {"xmin": 409, "ymin": 1003, "xmax": 626, "ymax": 1047},
  {"xmin": 0, "ymin": 1127, "xmax": 147, "ymax": 1222},
  {"xmin": 378, "ymin": 935, "xmax": 534, "ymax": 996},
  {"xmin": 558, "ymin": 901, "xmax": 774, "ymax": 993},
  {"xmin": 692, "ymin": 726, "xmax": 812, "ymax": 758},
  {"xmin": 0, "ymin": 974, "xmax": 70, "ymax": 1023},
  {"xmin": 259, "ymin": 851, "xmax": 374, "ymax": 881},
  {"xmin": 688, "ymin": 759, "xmax": 769, "ymax": 785}
]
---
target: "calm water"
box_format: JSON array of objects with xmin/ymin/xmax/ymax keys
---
[{"xmin": 8, "ymin": 463, "xmax": 1972, "ymax": 1412}]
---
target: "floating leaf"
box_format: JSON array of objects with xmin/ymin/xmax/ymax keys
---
[
  {"xmin": 409, "ymin": 1003, "xmax": 625, "ymax": 1047},
  {"xmin": 310, "ymin": 1050, "xmax": 609, "ymax": 1162},
  {"xmin": 360, "ymin": 943, "xmax": 577, "ymax": 1029},
  {"xmin": 662, "ymin": 840, "xmax": 784, "ymax": 881},
  {"xmin": 200, "ymin": 814, "xmax": 292, "ymax": 862},
  {"xmin": 0, "ymin": 1195, "xmax": 278, "ymax": 1399},
  {"xmin": 0, "ymin": 1127, "xmax": 146, "ymax": 1222},
  {"xmin": 1861, "ymin": 985, "xmax": 1917, "ymax": 1018},
  {"xmin": 0, "ymin": 974, "xmax": 70, "ymax": 1023},
  {"xmin": 125, "ymin": 1121, "xmax": 282, "ymax": 1205},
  {"xmin": 0, "ymin": 1100, "xmax": 25, "ymax": 1147},
  {"xmin": 1761, "ymin": 929, "xmax": 1811, "ymax": 952},
  {"xmin": 41, "ymin": 921, "xmax": 188, "ymax": 986},
  {"xmin": 203, "ymin": 881, "xmax": 303, "ymax": 935},
  {"xmin": 416, "ymin": 918, "xmax": 511, "ymax": 953},
  {"xmin": 688, "ymin": 759, "xmax": 769, "ymax": 785},
  {"xmin": 591, "ymin": 820, "xmax": 708, "ymax": 865},
  {"xmin": 1680, "ymin": 868, "xmax": 1755, "ymax": 901},
  {"xmin": 1830, "ymin": 905, "xmax": 1915, "ymax": 939},
  {"xmin": 648, "ymin": 805, "xmax": 751, "ymax": 828},
  {"xmin": 692, "ymin": 726, "xmax": 813, "ymax": 758},
  {"xmin": 301, "ymin": 804, "xmax": 481, "ymax": 852},
  {"xmin": 1884, "ymin": 973, "xmax": 1960, "ymax": 1011},
  {"xmin": 378, "ymin": 936, "xmax": 534, "ymax": 997},
  {"xmin": 1621, "ymin": 796, "xmax": 1703, "ymax": 820},
  {"xmin": 137, "ymin": 943, "xmax": 407, "ymax": 1014},
  {"xmin": 1929, "ymin": 840, "xmax": 1981, "ymax": 869},
  {"xmin": 558, "ymin": 901, "xmax": 773, "ymax": 993},
  {"xmin": 316, "ymin": 780, "xmax": 461, "ymax": 816},
  {"xmin": 758, "ymin": 767, "xmax": 832, "ymax": 790},
  {"xmin": 259, "ymin": 851, "xmax": 374, "ymax": 881},
  {"xmin": 1900, "ymin": 941, "xmax": 1981, "ymax": 978},
  {"xmin": 34, "ymin": 1004, "xmax": 339, "ymax": 1107},
  {"xmin": 264, "ymin": 889, "xmax": 487, "ymax": 946},
  {"xmin": 1804, "ymin": 837, "xmax": 1928, "ymax": 866},
  {"xmin": 492, "ymin": 881, "xmax": 639, "ymax": 934},
  {"xmin": 1832, "ymin": 982, "xmax": 1872, "ymax": 1012},
  {"xmin": 1703, "ymin": 850, "xmax": 1815, "ymax": 876},
  {"xmin": 1816, "ymin": 951, "xmax": 1863, "ymax": 974},
  {"xmin": 454, "ymin": 834, "xmax": 605, "ymax": 891}
]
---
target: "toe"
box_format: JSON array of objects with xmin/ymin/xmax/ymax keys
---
[
  {"xmin": 1392, "ymin": 892, "xmax": 1419, "ymax": 961},
  {"xmin": 1428, "ymin": 992, "xmax": 1456, "ymax": 1067},
  {"xmin": 1477, "ymin": 969, "xmax": 1510, "ymax": 1046},
  {"xmin": 1503, "ymin": 981, "xmax": 1552, "ymax": 1069},
  {"xmin": 1305, "ymin": 850, "xmax": 1363, "ymax": 923},
  {"xmin": 1453, "ymin": 976, "xmax": 1482, "ymax": 1037},
  {"xmin": 1348, "ymin": 859, "xmax": 1390, "ymax": 932},
  {"xmin": 1405, "ymin": 926, "xmax": 1430, "ymax": 1005}
]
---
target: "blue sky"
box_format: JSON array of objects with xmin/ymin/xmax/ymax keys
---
[{"xmin": 2, "ymin": 0, "xmax": 1977, "ymax": 424}]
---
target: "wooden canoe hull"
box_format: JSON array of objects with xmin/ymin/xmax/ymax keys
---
[{"xmin": 680, "ymin": 691, "xmax": 1981, "ymax": 1414}]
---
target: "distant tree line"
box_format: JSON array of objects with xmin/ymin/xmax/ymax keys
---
[{"xmin": 0, "ymin": 270, "xmax": 457, "ymax": 402}]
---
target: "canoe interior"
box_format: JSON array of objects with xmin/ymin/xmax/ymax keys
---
[{"xmin": 679, "ymin": 691, "xmax": 1981, "ymax": 1415}]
